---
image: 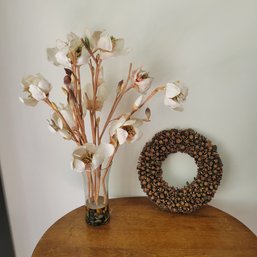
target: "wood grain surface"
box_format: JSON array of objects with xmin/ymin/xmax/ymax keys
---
[{"xmin": 32, "ymin": 197, "xmax": 257, "ymax": 257}]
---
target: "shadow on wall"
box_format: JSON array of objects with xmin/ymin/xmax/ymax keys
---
[{"xmin": 0, "ymin": 164, "xmax": 16, "ymax": 257}]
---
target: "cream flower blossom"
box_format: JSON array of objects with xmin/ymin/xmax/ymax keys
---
[
  {"xmin": 131, "ymin": 68, "xmax": 153, "ymax": 94},
  {"xmin": 96, "ymin": 31, "xmax": 126, "ymax": 59},
  {"xmin": 48, "ymin": 104, "xmax": 75, "ymax": 140},
  {"xmin": 19, "ymin": 74, "xmax": 52, "ymax": 106},
  {"xmin": 47, "ymin": 32, "xmax": 89, "ymax": 67},
  {"xmin": 164, "ymin": 82, "xmax": 188, "ymax": 111},
  {"xmin": 83, "ymin": 29, "xmax": 102, "ymax": 50},
  {"xmin": 109, "ymin": 116, "xmax": 143, "ymax": 145},
  {"xmin": 71, "ymin": 143, "xmax": 115, "ymax": 172}
]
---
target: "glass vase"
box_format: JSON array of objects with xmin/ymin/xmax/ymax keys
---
[{"xmin": 82, "ymin": 163, "xmax": 111, "ymax": 226}]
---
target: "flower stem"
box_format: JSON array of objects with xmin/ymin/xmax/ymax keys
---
[
  {"xmin": 127, "ymin": 85, "xmax": 166, "ymax": 119},
  {"xmin": 89, "ymin": 111, "xmax": 96, "ymax": 144},
  {"xmin": 77, "ymin": 66, "xmax": 83, "ymax": 116},
  {"xmin": 75, "ymin": 66, "xmax": 87, "ymax": 143},
  {"xmin": 99, "ymin": 63, "xmax": 132, "ymax": 141},
  {"xmin": 81, "ymin": 38, "xmax": 97, "ymax": 63},
  {"xmin": 71, "ymin": 54, "xmax": 78, "ymax": 98},
  {"xmin": 86, "ymin": 169, "xmax": 92, "ymax": 203},
  {"xmin": 44, "ymin": 98, "xmax": 79, "ymax": 144},
  {"xmin": 101, "ymin": 145, "xmax": 119, "ymax": 204}
]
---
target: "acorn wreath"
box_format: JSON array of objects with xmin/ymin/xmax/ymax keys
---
[{"xmin": 137, "ymin": 129, "xmax": 223, "ymax": 214}]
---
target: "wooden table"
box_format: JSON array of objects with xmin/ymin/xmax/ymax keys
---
[{"xmin": 32, "ymin": 197, "xmax": 257, "ymax": 257}]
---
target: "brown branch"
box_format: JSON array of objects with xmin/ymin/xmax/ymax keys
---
[
  {"xmin": 44, "ymin": 98, "xmax": 79, "ymax": 144},
  {"xmin": 101, "ymin": 145, "xmax": 119, "ymax": 204},
  {"xmin": 89, "ymin": 111, "xmax": 96, "ymax": 144},
  {"xmin": 77, "ymin": 66, "xmax": 82, "ymax": 115},
  {"xmin": 81, "ymin": 38, "xmax": 97, "ymax": 63},
  {"xmin": 71, "ymin": 53, "xmax": 78, "ymax": 98},
  {"xmin": 127, "ymin": 85, "xmax": 165, "ymax": 119},
  {"xmin": 73, "ymin": 106, "xmax": 87, "ymax": 144},
  {"xmin": 99, "ymin": 63, "xmax": 133, "ymax": 141},
  {"xmin": 76, "ymin": 66, "xmax": 87, "ymax": 143}
]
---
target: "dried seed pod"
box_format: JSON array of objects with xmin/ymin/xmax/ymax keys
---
[{"xmin": 137, "ymin": 128, "xmax": 223, "ymax": 214}]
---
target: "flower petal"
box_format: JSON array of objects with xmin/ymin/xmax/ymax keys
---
[
  {"xmin": 97, "ymin": 143, "xmax": 115, "ymax": 158},
  {"xmin": 133, "ymin": 95, "xmax": 143, "ymax": 110},
  {"xmin": 92, "ymin": 143, "xmax": 114, "ymax": 169},
  {"xmin": 84, "ymin": 143, "xmax": 98, "ymax": 154},
  {"xmin": 29, "ymin": 85, "xmax": 46, "ymax": 101},
  {"xmin": 91, "ymin": 31, "xmax": 102, "ymax": 43},
  {"xmin": 46, "ymin": 48, "xmax": 59, "ymax": 66},
  {"xmin": 165, "ymin": 83, "xmax": 180, "ymax": 98},
  {"xmin": 173, "ymin": 106, "xmax": 184, "ymax": 112},
  {"xmin": 47, "ymin": 123, "xmax": 57, "ymax": 133},
  {"xmin": 56, "ymin": 39, "xmax": 68, "ymax": 50},
  {"xmin": 91, "ymin": 156, "xmax": 102, "ymax": 170},
  {"xmin": 58, "ymin": 129, "xmax": 72, "ymax": 139},
  {"xmin": 73, "ymin": 146, "xmax": 88, "ymax": 158},
  {"xmin": 129, "ymin": 127, "xmax": 142, "ymax": 143},
  {"xmin": 132, "ymin": 68, "xmax": 140, "ymax": 82},
  {"xmin": 164, "ymin": 96, "xmax": 181, "ymax": 109},
  {"xmin": 181, "ymin": 86, "xmax": 188, "ymax": 99},
  {"xmin": 97, "ymin": 32, "xmax": 112, "ymax": 52},
  {"xmin": 116, "ymin": 128, "xmax": 128, "ymax": 145},
  {"xmin": 21, "ymin": 75, "xmax": 39, "ymax": 90},
  {"xmin": 67, "ymin": 32, "xmax": 79, "ymax": 42},
  {"xmin": 19, "ymin": 96, "xmax": 38, "ymax": 106},
  {"xmin": 113, "ymin": 38, "xmax": 124, "ymax": 52},
  {"xmin": 100, "ymin": 51, "xmax": 114, "ymax": 59},
  {"xmin": 133, "ymin": 119, "xmax": 144, "ymax": 128},
  {"xmin": 38, "ymin": 79, "xmax": 52, "ymax": 94},
  {"xmin": 109, "ymin": 116, "xmax": 126, "ymax": 136},
  {"xmin": 136, "ymin": 78, "xmax": 153, "ymax": 93},
  {"xmin": 123, "ymin": 119, "xmax": 136, "ymax": 126},
  {"xmin": 76, "ymin": 51, "xmax": 89, "ymax": 66},
  {"xmin": 55, "ymin": 51, "xmax": 71, "ymax": 67},
  {"xmin": 71, "ymin": 159, "xmax": 85, "ymax": 173},
  {"xmin": 86, "ymin": 29, "xmax": 102, "ymax": 49},
  {"xmin": 60, "ymin": 108, "xmax": 75, "ymax": 128}
]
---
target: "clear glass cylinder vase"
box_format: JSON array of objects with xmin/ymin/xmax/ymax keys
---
[{"xmin": 82, "ymin": 163, "xmax": 111, "ymax": 226}]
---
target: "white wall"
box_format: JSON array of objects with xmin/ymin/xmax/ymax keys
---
[{"xmin": 0, "ymin": 0, "xmax": 257, "ymax": 256}]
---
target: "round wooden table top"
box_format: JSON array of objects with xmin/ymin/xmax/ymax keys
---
[{"xmin": 32, "ymin": 197, "xmax": 257, "ymax": 257}]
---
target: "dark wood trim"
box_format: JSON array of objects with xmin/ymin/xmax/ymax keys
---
[{"xmin": 0, "ymin": 166, "xmax": 15, "ymax": 257}]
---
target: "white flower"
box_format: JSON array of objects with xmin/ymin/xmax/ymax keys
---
[
  {"xmin": 19, "ymin": 74, "xmax": 52, "ymax": 106},
  {"xmin": 83, "ymin": 29, "xmax": 102, "ymax": 50},
  {"xmin": 109, "ymin": 116, "xmax": 143, "ymax": 145},
  {"xmin": 47, "ymin": 32, "xmax": 89, "ymax": 67},
  {"xmin": 71, "ymin": 143, "xmax": 115, "ymax": 172},
  {"xmin": 97, "ymin": 32, "xmax": 113, "ymax": 52},
  {"xmin": 164, "ymin": 82, "xmax": 188, "ymax": 111},
  {"xmin": 84, "ymin": 83, "xmax": 107, "ymax": 111},
  {"xmin": 48, "ymin": 105, "xmax": 75, "ymax": 140},
  {"xmin": 48, "ymin": 47, "xmax": 70, "ymax": 67},
  {"xmin": 96, "ymin": 31, "xmax": 126, "ymax": 59},
  {"xmin": 131, "ymin": 68, "xmax": 153, "ymax": 94}
]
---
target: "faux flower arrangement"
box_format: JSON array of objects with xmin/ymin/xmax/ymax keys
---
[{"xmin": 19, "ymin": 29, "xmax": 188, "ymax": 225}]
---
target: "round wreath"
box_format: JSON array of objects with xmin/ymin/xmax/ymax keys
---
[{"xmin": 137, "ymin": 129, "xmax": 223, "ymax": 214}]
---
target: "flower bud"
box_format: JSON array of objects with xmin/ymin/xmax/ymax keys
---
[
  {"xmin": 132, "ymin": 95, "xmax": 143, "ymax": 110},
  {"xmin": 132, "ymin": 68, "xmax": 153, "ymax": 94},
  {"xmin": 64, "ymin": 75, "xmax": 71, "ymax": 85}
]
